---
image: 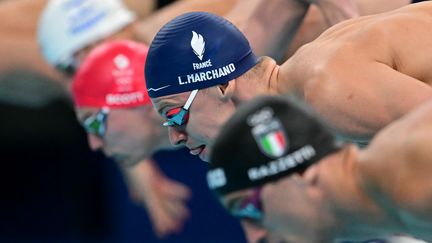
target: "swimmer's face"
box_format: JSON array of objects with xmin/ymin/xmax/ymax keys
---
[
  {"xmin": 221, "ymin": 176, "xmax": 330, "ymax": 242},
  {"xmin": 221, "ymin": 187, "xmax": 282, "ymax": 243},
  {"xmin": 152, "ymin": 87, "xmax": 236, "ymax": 162},
  {"xmin": 55, "ymin": 39, "xmax": 107, "ymax": 78},
  {"xmin": 76, "ymin": 106, "xmax": 165, "ymax": 166},
  {"xmin": 54, "ymin": 46, "xmax": 90, "ymax": 78}
]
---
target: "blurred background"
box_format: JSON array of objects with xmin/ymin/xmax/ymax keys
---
[
  {"xmin": 0, "ymin": 69, "xmax": 246, "ymax": 243},
  {"xmin": 0, "ymin": 0, "xmax": 246, "ymax": 242}
]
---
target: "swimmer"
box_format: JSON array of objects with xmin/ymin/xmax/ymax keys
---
[
  {"xmin": 146, "ymin": 2, "xmax": 432, "ymax": 160},
  {"xmin": 208, "ymin": 95, "xmax": 432, "ymax": 243},
  {"xmin": 72, "ymin": 40, "xmax": 191, "ymax": 237}
]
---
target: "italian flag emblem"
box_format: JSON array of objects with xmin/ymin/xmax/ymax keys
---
[
  {"xmin": 252, "ymin": 119, "xmax": 289, "ymax": 158},
  {"xmin": 260, "ymin": 131, "xmax": 286, "ymax": 157}
]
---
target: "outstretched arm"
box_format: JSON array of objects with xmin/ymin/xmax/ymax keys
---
[
  {"xmin": 312, "ymin": 0, "xmax": 359, "ymax": 26},
  {"xmin": 225, "ymin": 0, "xmax": 359, "ymax": 63},
  {"xmin": 225, "ymin": 0, "xmax": 310, "ymax": 63},
  {"xmin": 287, "ymin": 48, "xmax": 432, "ymax": 139},
  {"xmin": 357, "ymin": 100, "xmax": 432, "ymax": 239},
  {"xmin": 134, "ymin": 0, "xmax": 237, "ymax": 45},
  {"xmin": 0, "ymin": 0, "xmax": 65, "ymax": 82},
  {"xmin": 285, "ymin": 0, "xmax": 408, "ymax": 57}
]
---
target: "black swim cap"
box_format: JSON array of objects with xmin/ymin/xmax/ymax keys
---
[{"xmin": 207, "ymin": 96, "xmax": 342, "ymax": 195}]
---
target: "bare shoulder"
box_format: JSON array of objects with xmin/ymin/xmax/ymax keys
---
[
  {"xmin": 314, "ymin": 1, "xmax": 432, "ymax": 52},
  {"xmin": 357, "ymin": 100, "xmax": 432, "ymax": 235},
  {"xmin": 401, "ymin": 1, "xmax": 432, "ymax": 16},
  {"xmin": 278, "ymin": 1, "xmax": 432, "ymax": 135},
  {"xmin": 358, "ymin": 100, "xmax": 432, "ymax": 184},
  {"xmin": 372, "ymin": 99, "xmax": 432, "ymax": 164},
  {"xmin": 279, "ymin": 14, "xmax": 377, "ymax": 85}
]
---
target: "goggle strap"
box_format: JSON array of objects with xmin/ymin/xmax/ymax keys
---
[{"xmin": 183, "ymin": 89, "xmax": 198, "ymax": 110}]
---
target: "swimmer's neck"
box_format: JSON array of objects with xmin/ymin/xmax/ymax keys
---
[
  {"xmin": 232, "ymin": 56, "xmax": 296, "ymax": 104},
  {"xmin": 232, "ymin": 57, "xmax": 286, "ymax": 104},
  {"xmin": 266, "ymin": 56, "xmax": 302, "ymax": 98}
]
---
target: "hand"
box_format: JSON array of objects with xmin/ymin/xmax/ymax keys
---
[
  {"xmin": 123, "ymin": 159, "xmax": 192, "ymax": 238},
  {"xmin": 312, "ymin": 0, "xmax": 359, "ymax": 26}
]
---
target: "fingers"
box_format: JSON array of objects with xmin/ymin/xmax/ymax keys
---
[
  {"xmin": 161, "ymin": 194, "xmax": 191, "ymax": 222},
  {"xmin": 157, "ymin": 180, "xmax": 191, "ymax": 222},
  {"xmin": 161, "ymin": 178, "xmax": 192, "ymax": 201},
  {"xmin": 142, "ymin": 178, "xmax": 192, "ymax": 238},
  {"xmin": 123, "ymin": 160, "xmax": 193, "ymax": 238},
  {"xmin": 149, "ymin": 201, "xmax": 185, "ymax": 238},
  {"xmin": 146, "ymin": 186, "xmax": 191, "ymax": 238}
]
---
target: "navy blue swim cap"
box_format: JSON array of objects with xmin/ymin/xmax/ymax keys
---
[{"xmin": 145, "ymin": 12, "xmax": 259, "ymax": 98}]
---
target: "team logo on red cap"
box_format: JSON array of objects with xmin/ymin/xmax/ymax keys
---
[
  {"xmin": 248, "ymin": 107, "xmax": 289, "ymax": 158},
  {"xmin": 112, "ymin": 54, "xmax": 133, "ymax": 88},
  {"xmin": 114, "ymin": 54, "xmax": 130, "ymax": 69}
]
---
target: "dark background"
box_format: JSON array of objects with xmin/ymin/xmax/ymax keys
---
[{"xmin": 0, "ymin": 73, "xmax": 246, "ymax": 242}]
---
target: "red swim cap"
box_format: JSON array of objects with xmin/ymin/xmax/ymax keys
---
[{"xmin": 72, "ymin": 40, "xmax": 151, "ymax": 108}]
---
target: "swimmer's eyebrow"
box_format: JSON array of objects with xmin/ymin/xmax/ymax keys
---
[
  {"xmin": 157, "ymin": 101, "xmax": 170, "ymax": 116},
  {"xmin": 157, "ymin": 102, "xmax": 169, "ymax": 117},
  {"xmin": 157, "ymin": 101, "xmax": 178, "ymax": 116}
]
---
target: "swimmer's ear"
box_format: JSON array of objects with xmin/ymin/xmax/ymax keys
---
[
  {"xmin": 302, "ymin": 163, "xmax": 319, "ymax": 186},
  {"xmin": 217, "ymin": 80, "xmax": 235, "ymax": 101}
]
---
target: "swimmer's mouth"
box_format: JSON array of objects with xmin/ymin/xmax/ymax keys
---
[{"xmin": 189, "ymin": 145, "xmax": 205, "ymax": 156}]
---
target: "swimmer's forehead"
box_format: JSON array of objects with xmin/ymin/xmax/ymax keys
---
[{"xmin": 152, "ymin": 92, "xmax": 189, "ymax": 115}]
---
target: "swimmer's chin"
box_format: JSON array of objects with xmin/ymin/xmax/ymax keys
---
[
  {"xmin": 199, "ymin": 146, "xmax": 210, "ymax": 162},
  {"xmin": 189, "ymin": 145, "xmax": 210, "ymax": 162}
]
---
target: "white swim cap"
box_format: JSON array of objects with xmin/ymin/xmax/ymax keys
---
[{"xmin": 38, "ymin": 0, "xmax": 136, "ymax": 68}]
